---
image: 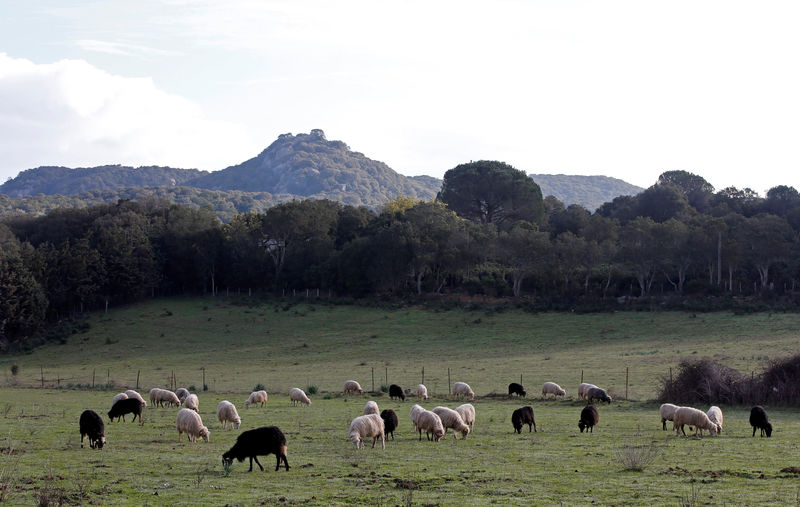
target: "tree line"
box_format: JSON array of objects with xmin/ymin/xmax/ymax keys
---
[{"xmin": 2, "ymin": 161, "xmax": 800, "ymax": 348}]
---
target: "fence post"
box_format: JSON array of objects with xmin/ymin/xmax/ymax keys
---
[
  {"xmin": 371, "ymin": 367, "xmax": 375, "ymax": 393},
  {"xmin": 385, "ymin": 367, "xmax": 388, "ymax": 386},
  {"xmin": 625, "ymin": 367, "xmax": 629, "ymax": 400},
  {"xmin": 41, "ymin": 367, "xmax": 44, "ymax": 388},
  {"xmin": 202, "ymin": 367, "xmax": 206, "ymax": 390},
  {"xmin": 136, "ymin": 370, "xmax": 140, "ymax": 390},
  {"xmin": 448, "ymin": 368, "xmax": 451, "ymax": 395},
  {"xmin": 92, "ymin": 369, "xmax": 96, "ymax": 389},
  {"xmin": 581, "ymin": 369, "xmax": 584, "ymax": 384},
  {"xmin": 422, "ymin": 367, "xmax": 424, "ymax": 386},
  {"xmin": 520, "ymin": 373, "xmax": 523, "ymax": 386},
  {"xmin": 107, "ymin": 368, "xmax": 110, "ymax": 385}
]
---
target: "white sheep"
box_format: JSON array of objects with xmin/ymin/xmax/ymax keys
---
[
  {"xmin": 416, "ymin": 410, "xmax": 445, "ymax": 442},
  {"xmin": 124, "ymin": 390, "xmax": 147, "ymax": 407},
  {"xmin": 157, "ymin": 389, "xmax": 181, "ymax": 408},
  {"xmin": 432, "ymin": 406, "xmax": 470, "ymax": 439},
  {"xmin": 577, "ymin": 383, "xmax": 598, "ymax": 399},
  {"xmin": 245, "ymin": 390, "xmax": 268, "ymax": 409},
  {"xmin": 217, "ymin": 400, "xmax": 241, "ymax": 429},
  {"xmin": 363, "ymin": 400, "xmax": 379, "ymax": 415},
  {"xmin": 659, "ymin": 403, "xmax": 679, "ymax": 430},
  {"xmin": 416, "ymin": 384, "xmax": 429, "ymax": 401},
  {"xmin": 344, "ymin": 380, "xmax": 363, "ymax": 395},
  {"xmin": 348, "ymin": 414, "xmax": 385, "ymax": 450},
  {"xmin": 289, "ymin": 387, "xmax": 311, "ymax": 406},
  {"xmin": 175, "ymin": 387, "xmax": 190, "ymax": 402},
  {"xmin": 112, "ymin": 393, "xmax": 128, "ymax": 406},
  {"xmin": 673, "ymin": 407, "xmax": 720, "ymax": 437},
  {"xmin": 149, "ymin": 388, "xmax": 160, "ymax": 406},
  {"xmin": 452, "ymin": 382, "xmax": 475, "ymax": 401},
  {"xmin": 707, "ymin": 406, "xmax": 723, "ymax": 433},
  {"xmin": 456, "ymin": 403, "xmax": 475, "ymax": 432},
  {"xmin": 176, "ymin": 408, "xmax": 210, "ymax": 443},
  {"xmin": 184, "ymin": 393, "xmax": 199, "ymax": 412},
  {"xmin": 410, "ymin": 404, "xmax": 426, "ymax": 431},
  {"xmin": 541, "ymin": 382, "xmax": 566, "ymax": 398}
]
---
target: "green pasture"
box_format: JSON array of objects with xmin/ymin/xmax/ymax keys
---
[{"xmin": 1, "ymin": 298, "xmax": 800, "ymax": 505}]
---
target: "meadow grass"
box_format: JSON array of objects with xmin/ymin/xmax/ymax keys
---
[{"xmin": 1, "ymin": 297, "xmax": 799, "ymax": 505}]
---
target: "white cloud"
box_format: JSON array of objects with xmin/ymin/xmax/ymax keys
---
[{"xmin": 0, "ymin": 53, "xmax": 256, "ymax": 180}]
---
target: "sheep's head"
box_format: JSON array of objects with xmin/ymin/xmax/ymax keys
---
[
  {"xmin": 97, "ymin": 435, "xmax": 106, "ymax": 449},
  {"xmin": 222, "ymin": 453, "xmax": 234, "ymax": 469},
  {"xmin": 233, "ymin": 418, "xmax": 241, "ymax": 429},
  {"xmin": 765, "ymin": 423, "xmax": 773, "ymax": 437},
  {"xmin": 578, "ymin": 420, "xmax": 586, "ymax": 432},
  {"xmin": 461, "ymin": 426, "xmax": 470, "ymax": 439},
  {"xmin": 200, "ymin": 427, "xmax": 210, "ymax": 443}
]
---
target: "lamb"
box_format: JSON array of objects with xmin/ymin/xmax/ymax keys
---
[
  {"xmin": 416, "ymin": 384, "xmax": 428, "ymax": 401},
  {"xmin": 348, "ymin": 414, "xmax": 385, "ymax": 450},
  {"xmin": 511, "ymin": 406, "xmax": 536, "ymax": 433},
  {"xmin": 112, "ymin": 393, "xmax": 128, "ymax": 406},
  {"xmin": 673, "ymin": 406, "xmax": 720, "ymax": 437},
  {"xmin": 456, "ymin": 403, "xmax": 475, "ymax": 432},
  {"xmin": 542, "ymin": 382, "xmax": 566, "ymax": 398},
  {"xmin": 578, "ymin": 405, "xmax": 599, "ymax": 433},
  {"xmin": 586, "ymin": 387, "xmax": 612, "ymax": 404},
  {"xmin": 245, "ymin": 390, "xmax": 268, "ymax": 409},
  {"xmin": 108, "ymin": 398, "xmax": 143, "ymax": 425},
  {"xmin": 577, "ymin": 383, "xmax": 598, "ymax": 399},
  {"xmin": 409, "ymin": 404, "xmax": 426, "ymax": 431},
  {"xmin": 222, "ymin": 426, "xmax": 289, "ymax": 472},
  {"xmin": 176, "ymin": 408, "xmax": 210, "ymax": 443},
  {"xmin": 79, "ymin": 410, "xmax": 105, "ymax": 449},
  {"xmin": 217, "ymin": 401, "xmax": 241, "ymax": 429},
  {"xmin": 749, "ymin": 406, "xmax": 772, "ymax": 437},
  {"xmin": 124, "ymin": 390, "xmax": 147, "ymax": 407},
  {"xmin": 432, "ymin": 406, "xmax": 470, "ymax": 439},
  {"xmin": 508, "ymin": 382, "xmax": 526, "ymax": 397},
  {"xmin": 416, "ymin": 410, "xmax": 445, "ymax": 441},
  {"xmin": 184, "ymin": 393, "xmax": 199, "ymax": 412},
  {"xmin": 344, "ymin": 380, "xmax": 363, "ymax": 395},
  {"xmin": 707, "ymin": 406, "xmax": 723, "ymax": 433},
  {"xmin": 363, "ymin": 400, "xmax": 379, "ymax": 415},
  {"xmin": 289, "ymin": 388, "xmax": 311, "ymax": 406},
  {"xmin": 452, "ymin": 381, "xmax": 475, "ymax": 401},
  {"xmin": 389, "ymin": 384, "xmax": 405, "ymax": 401},
  {"xmin": 380, "ymin": 409, "xmax": 398, "ymax": 440},
  {"xmin": 659, "ymin": 403, "xmax": 679, "ymax": 430},
  {"xmin": 175, "ymin": 387, "xmax": 190, "ymax": 403}
]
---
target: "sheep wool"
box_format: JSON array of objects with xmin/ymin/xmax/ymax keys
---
[
  {"xmin": 217, "ymin": 400, "xmax": 241, "ymax": 429},
  {"xmin": 245, "ymin": 390, "xmax": 268, "ymax": 409},
  {"xmin": 176, "ymin": 408, "xmax": 210, "ymax": 443},
  {"xmin": 124, "ymin": 390, "xmax": 147, "ymax": 407},
  {"xmin": 455, "ymin": 403, "xmax": 475, "ymax": 431},
  {"xmin": 452, "ymin": 382, "xmax": 475, "ymax": 401},
  {"xmin": 659, "ymin": 403, "xmax": 679, "ymax": 430},
  {"xmin": 432, "ymin": 406, "xmax": 470, "ymax": 439},
  {"xmin": 289, "ymin": 388, "xmax": 311, "ymax": 406},
  {"xmin": 416, "ymin": 384, "xmax": 429, "ymax": 400},
  {"xmin": 542, "ymin": 382, "xmax": 566, "ymax": 398},
  {"xmin": 673, "ymin": 407, "xmax": 719, "ymax": 437},
  {"xmin": 344, "ymin": 380, "xmax": 363, "ymax": 395},
  {"xmin": 363, "ymin": 400, "xmax": 379, "ymax": 415},
  {"xmin": 706, "ymin": 406, "xmax": 723, "ymax": 434},
  {"xmin": 410, "ymin": 404, "xmax": 425, "ymax": 431},
  {"xmin": 348, "ymin": 414, "xmax": 385, "ymax": 450},
  {"xmin": 416, "ymin": 410, "xmax": 445, "ymax": 442}
]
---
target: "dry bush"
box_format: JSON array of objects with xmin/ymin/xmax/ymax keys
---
[
  {"xmin": 657, "ymin": 358, "xmax": 749, "ymax": 405},
  {"xmin": 759, "ymin": 353, "xmax": 800, "ymax": 405}
]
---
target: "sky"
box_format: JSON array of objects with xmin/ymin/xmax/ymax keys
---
[{"xmin": 1, "ymin": 1, "xmax": 799, "ymax": 195}]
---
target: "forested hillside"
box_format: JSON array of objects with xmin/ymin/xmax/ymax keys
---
[{"xmin": 531, "ymin": 174, "xmax": 643, "ymax": 211}]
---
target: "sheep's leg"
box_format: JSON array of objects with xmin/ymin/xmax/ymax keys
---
[
  {"xmin": 248, "ymin": 457, "xmax": 254, "ymax": 472},
  {"xmin": 81, "ymin": 434, "xmax": 85, "ymax": 447},
  {"xmin": 253, "ymin": 456, "xmax": 264, "ymax": 471},
  {"xmin": 533, "ymin": 421, "xmax": 537, "ymax": 433},
  {"xmin": 662, "ymin": 419, "xmax": 666, "ymax": 431},
  {"xmin": 380, "ymin": 434, "xmax": 385, "ymax": 450},
  {"xmin": 281, "ymin": 454, "xmax": 290, "ymax": 471}
]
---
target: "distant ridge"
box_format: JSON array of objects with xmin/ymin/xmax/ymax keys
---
[{"xmin": 530, "ymin": 173, "xmax": 643, "ymax": 211}]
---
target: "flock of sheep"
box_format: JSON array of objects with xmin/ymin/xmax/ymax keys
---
[{"xmin": 76, "ymin": 378, "xmax": 776, "ymax": 472}]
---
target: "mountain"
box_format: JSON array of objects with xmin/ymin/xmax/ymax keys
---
[
  {"xmin": 188, "ymin": 129, "xmax": 440, "ymax": 207},
  {"xmin": 530, "ymin": 174, "xmax": 644, "ymax": 211},
  {"xmin": 0, "ymin": 165, "xmax": 207, "ymax": 198}
]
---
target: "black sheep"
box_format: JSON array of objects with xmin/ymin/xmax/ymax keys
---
[
  {"xmin": 586, "ymin": 387, "xmax": 612, "ymax": 404},
  {"xmin": 389, "ymin": 384, "xmax": 405, "ymax": 401},
  {"xmin": 578, "ymin": 405, "xmax": 599, "ymax": 433},
  {"xmin": 512, "ymin": 406, "xmax": 536, "ymax": 433},
  {"xmin": 380, "ymin": 409, "xmax": 398, "ymax": 440},
  {"xmin": 749, "ymin": 406, "xmax": 772, "ymax": 437},
  {"xmin": 222, "ymin": 426, "xmax": 290, "ymax": 472},
  {"xmin": 79, "ymin": 410, "xmax": 105, "ymax": 449},
  {"xmin": 508, "ymin": 383, "xmax": 526, "ymax": 397},
  {"xmin": 107, "ymin": 398, "xmax": 143, "ymax": 424}
]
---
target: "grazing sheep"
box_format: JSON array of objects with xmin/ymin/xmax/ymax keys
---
[
  {"xmin": 707, "ymin": 406, "xmax": 723, "ymax": 433},
  {"xmin": 578, "ymin": 383, "xmax": 598, "ymax": 399},
  {"xmin": 511, "ymin": 406, "xmax": 536, "ymax": 433},
  {"xmin": 149, "ymin": 388, "xmax": 159, "ymax": 406},
  {"xmin": 344, "ymin": 380, "xmax": 363, "ymax": 395},
  {"xmin": 452, "ymin": 382, "xmax": 475, "ymax": 401},
  {"xmin": 112, "ymin": 393, "xmax": 128, "ymax": 406},
  {"xmin": 673, "ymin": 407, "xmax": 720, "ymax": 437},
  {"xmin": 245, "ymin": 390, "xmax": 268, "ymax": 409},
  {"xmin": 175, "ymin": 388, "xmax": 190, "ymax": 403},
  {"xmin": 542, "ymin": 382, "xmax": 566, "ymax": 398},
  {"xmin": 108, "ymin": 398, "xmax": 143, "ymax": 425},
  {"xmin": 124, "ymin": 390, "xmax": 147, "ymax": 407},
  {"xmin": 432, "ymin": 406, "xmax": 470, "ymax": 439},
  {"xmin": 364, "ymin": 400, "xmax": 380, "ymax": 415},
  {"xmin": 389, "ymin": 384, "xmax": 405, "ymax": 401},
  {"xmin": 508, "ymin": 382, "xmax": 526, "ymax": 397},
  {"xmin": 289, "ymin": 388, "xmax": 311, "ymax": 406},
  {"xmin": 79, "ymin": 410, "xmax": 105, "ymax": 449},
  {"xmin": 586, "ymin": 387, "xmax": 612, "ymax": 404},
  {"xmin": 222, "ymin": 426, "xmax": 289, "ymax": 472},
  {"xmin": 150, "ymin": 388, "xmax": 181, "ymax": 408},
  {"xmin": 416, "ymin": 410, "xmax": 445, "ymax": 442},
  {"xmin": 349, "ymin": 414, "xmax": 385, "ymax": 450},
  {"xmin": 456, "ymin": 403, "xmax": 475, "ymax": 432},
  {"xmin": 217, "ymin": 401, "xmax": 241, "ymax": 429},
  {"xmin": 184, "ymin": 393, "xmax": 199, "ymax": 412},
  {"xmin": 380, "ymin": 409, "xmax": 399, "ymax": 440},
  {"xmin": 659, "ymin": 403, "xmax": 679, "ymax": 431},
  {"xmin": 749, "ymin": 406, "xmax": 772, "ymax": 437},
  {"xmin": 578, "ymin": 405, "xmax": 599, "ymax": 433},
  {"xmin": 176, "ymin": 408, "xmax": 210, "ymax": 443},
  {"xmin": 416, "ymin": 384, "xmax": 429, "ymax": 400},
  {"xmin": 410, "ymin": 404, "xmax": 426, "ymax": 431}
]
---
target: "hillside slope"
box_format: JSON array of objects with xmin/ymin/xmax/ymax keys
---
[{"xmin": 531, "ymin": 173, "xmax": 643, "ymax": 211}]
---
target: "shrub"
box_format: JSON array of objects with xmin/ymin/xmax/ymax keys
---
[
  {"xmin": 657, "ymin": 357, "xmax": 748, "ymax": 405},
  {"xmin": 616, "ymin": 438, "xmax": 661, "ymax": 471},
  {"xmin": 10, "ymin": 364, "xmax": 18, "ymax": 376},
  {"xmin": 253, "ymin": 383, "xmax": 265, "ymax": 392},
  {"xmin": 759, "ymin": 352, "xmax": 800, "ymax": 405},
  {"xmin": 306, "ymin": 385, "xmax": 318, "ymax": 395}
]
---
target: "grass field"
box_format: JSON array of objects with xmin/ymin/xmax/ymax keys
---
[{"xmin": 1, "ymin": 297, "xmax": 800, "ymax": 505}]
